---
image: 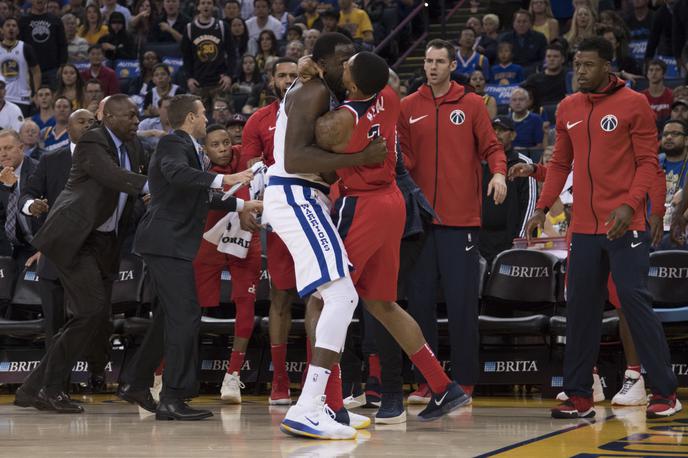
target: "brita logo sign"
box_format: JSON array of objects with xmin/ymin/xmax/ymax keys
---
[
  {"xmin": 201, "ymin": 359, "xmax": 251, "ymax": 371},
  {"xmin": 0, "ymin": 361, "xmax": 113, "ymax": 372},
  {"xmin": 484, "ymin": 361, "xmax": 539, "ymax": 373},
  {"xmin": 498, "ymin": 265, "xmax": 550, "ymax": 278},
  {"xmin": 648, "ymin": 267, "xmax": 688, "ymax": 279}
]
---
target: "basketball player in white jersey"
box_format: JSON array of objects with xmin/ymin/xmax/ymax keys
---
[
  {"xmin": 262, "ymin": 32, "xmax": 387, "ymax": 440},
  {"xmin": 0, "ymin": 17, "xmax": 41, "ymax": 116}
]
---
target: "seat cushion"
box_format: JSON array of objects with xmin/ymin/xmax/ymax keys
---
[
  {"xmin": 479, "ymin": 315, "xmax": 550, "ymax": 336},
  {"xmin": 0, "ymin": 318, "xmax": 44, "ymax": 337}
]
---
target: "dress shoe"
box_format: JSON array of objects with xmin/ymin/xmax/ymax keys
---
[
  {"xmin": 87, "ymin": 372, "xmax": 106, "ymax": 394},
  {"xmin": 14, "ymin": 386, "xmax": 51, "ymax": 410},
  {"xmin": 38, "ymin": 389, "xmax": 84, "ymax": 413},
  {"xmin": 156, "ymin": 398, "xmax": 213, "ymax": 421},
  {"xmin": 117, "ymin": 384, "xmax": 157, "ymax": 413}
]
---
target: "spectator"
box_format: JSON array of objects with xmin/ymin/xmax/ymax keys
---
[
  {"xmin": 645, "ymin": 0, "xmax": 674, "ymax": 63},
  {"xmin": 63, "ymin": 13, "xmax": 89, "ymax": 63},
  {"xmin": 31, "ymin": 86, "xmax": 55, "ymax": 132},
  {"xmin": 466, "ymin": 16, "xmax": 482, "ymax": 36},
  {"xmin": 673, "ymin": 0, "xmax": 688, "ymax": 75},
  {"xmin": 454, "ymin": 28, "xmax": 490, "ymax": 79},
  {"xmin": 0, "ymin": 17, "xmax": 41, "ymax": 116},
  {"xmin": 599, "ymin": 9, "xmax": 630, "ymax": 41},
  {"xmin": 285, "ymin": 40, "xmax": 305, "ymax": 60},
  {"xmin": 599, "ymin": 25, "xmax": 642, "ymax": 83},
  {"xmin": 19, "ymin": 120, "xmax": 45, "ymax": 160},
  {"xmin": 522, "ymin": 43, "xmax": 568, "ymax": 110},
  {"xmin": 477, "ymin": 13, "xmax": 499, "ymax": 64},
  {"xmin": 226, "ymin": 113, "xmax": 246, "ymax": 144},
  {"xmin": 81, "ymin": 45, "xmax": 121, "ymax": 96},
  {"xmin": 480, "ymin": 115, "xmax": 536, "ymax": 264},
  {"xmin": 137, "ymin": 95, "xmax": 173, "ymax": 149},
  {"xmin": 294, "ymin": 0, "xmax": 324, "ymax": 31},
  {"xmin": 181, "ymin": 0, "xmax": 236, "ymax": 103},
  {"xmin": 150, "ymin": 0, "xmax": 188, "ymax": 43},
  {"xmin": 84, "ymin": 79, "xmax": 104, "ymax": 114},
  {"xmin": 229, "ymin": 17, "xmax": 250, "ymax": 58},
  {"xmin": 510, "ymin": 87, "xmax": 544, "ymax": 150},
  {"xmin": 130, "ymin": 51, "xmax": 160, "ymax": 99},
  {"xmin": 55, "ymin": 63, "xmax": 85, "ymax": 110},
  {"xmin": 210, "ymin": 96, "xmax": 233, "ymax": 124},
  {"xmin": 563, "ymin": 5, "xmax": 596, "ymax": 57},
  {"xmin": 255, "ymin": 30, "xmax": 279, "ymax": 73},
  {"xmin": 232, "ymin": 54, "xmax": 263, "ymax": 95},
  {"xmin": 499, "ymin": 9, "xmax": 548, "ymax": 70},
  {"xmin": 642, "ymin": 59, "xmax": 674, "ymax": 126},
  {"xmin": 659, "ymin": 119, "xmax": 688, "ymax": 229},
  {"xmin": 271, "ymin": 0, "xmax": 294, "ymax": 38},
  {"xmin": 337, "ymin": 0, "xmax": 373, "ymax": 44},
  {"xmin": 490, "ymin": 41, "xmax": 524, "ymax": 85},
  {"xmin": 98, "ymin": 12, "xmax": 136, "ymax": 60},
  {"xmin": 0, "ymin": 78, "xmax": 24, "ymax": 131},
  {"xmin": 79, "ymin": 4, "xmax": 110, "ymax": 45},
  {"xmin": 529, "ymin": 0, "xmax": 559, "ymax": 43},
  {"xmin": 240, "ymin": 76, "xmax": 272, "ymax": 114},
  {"xmin": 624, "ymin": 0, "xmax": 653, "ymax": 42},
  {"xmin": 41, "ymin": 96, "xmax": 71, "ymax": 151},
  {"xmin": 223, "ymin": 0, "xmax": 241, "ymax": 22},
  {"xmin": 101, "ymin": 0, "xmax": 133, "ymax": 26},
  {"xmin": 469, "ymin": 69, "xmax": 497, "ymax": 119},
  {"xmin": 131, "ymin": 0, "xmax": 157, "ymax": 54},
  {"xmin": 143, "ymin": 63, "xmax": 182, "ymax": 116},
  {"xmin": 303, "ymin": 28, "xmax": 321, "ymax": 55},
  {"xmin": 246, "ymin": 0, "xmax": 284, "ymax": 52},
  {"xmin": 63, "ymin": 0, "xmax": 85, "ymax": 21},
  {"xmin": 0, "ymin": 0, "xmax": 10, "ymax": 23},
  {"xmin": 672, "ymin": 99, "xmax": 688, "ymax": 123},
  {"xmin": 321, "ymin": 10, "xmax": 351, "ymax": 37},
  {"xmin": 675, "ymin": 86, "xmax": 688, "ymax": 101},
  {"xmin": 285, "ymin": 25, "xmax": 303, "ymax": 44},
  {"xmin": 18, "ymin": 0, "xmax": 67, "ymax": 88},
  {"xmin": 239, "ymin": 0, "xmax": 254, "ymax": 21},
  {"xmin": 46, "ymin": 0, "xmax": 60, "ymax": 16}
]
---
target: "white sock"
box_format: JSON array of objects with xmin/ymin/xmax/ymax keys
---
[{"xmin": 296, "ymin": 364, "xmax": 331, "ymax": 408}]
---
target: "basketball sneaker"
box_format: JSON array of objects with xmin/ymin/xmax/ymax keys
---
[
  {"xmin": 343, "ymin": 383, "xmax": 366, "ymax": 409},
  {"xmin": 280, "ymin": 395, "xmax": 357, "ymax": 440},
  {"xmin": 375, "ymin": 392, "xmax": 406, "ymax": 424},
  {"xmin": 220, "ymin": 371, "xmax": 244, "ymax": 403},
  {"xmin": 270, "ymin": 375, "xmax": 292, "ymax": 405},
  {"xmin": 408, "ymin": 383, "xmax": 432, "ymax": 405},
  {"xmin": 556, "ymin": 373, "xmax": 605, "ymax": 403},
  {"xmin": 363, "ymin": 376, "xmax": 381, "ymax": 408},
  {"xmin": 551, "ymin": 396, "xmax": 595, "ymax": 419},
  {"xmin": 150, "ymin": 374, "xmax": 162, "ymax": 403},
  {"xmin": 612, "ymin": 370, "xmax": 647, "ymax": 406},
  {"xmin": 646, "ymin": 393, "xmax": 682, "ymax": 419},
  {"xmin": 332, "ymin": 407, "xmax": 371, "ymax": 429},
  {"xmin": 418, "ymin": 382, "xmax": 471, "ymax": 421}
]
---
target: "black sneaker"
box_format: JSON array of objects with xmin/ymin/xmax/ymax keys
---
[
  {"xmin": 363, "ymin": 376, "xmax": 381, "ymax": 408},
  {"xmin": 375, "ymin": 392, "xmax": 406, "ymax": 424},
  {"xmin": 418, "ymin": 382, "xmax": 470, "ymax": 421}
]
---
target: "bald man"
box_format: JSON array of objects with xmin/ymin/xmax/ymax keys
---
[{"xmin": 15, "ymin": 96, "xmax": 148, "ymax": 413}]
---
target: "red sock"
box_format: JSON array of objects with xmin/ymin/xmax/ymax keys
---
[
  {"xmin": 410, "ymin": 344, "xmax": 451, "ymax": 394},
  {"xmin": 627, "ymin": 365, "xmax": 641, "ymax": 373},
  {"xmin": 592, "ymin": 366, "xmax": 599, "ymax": 374},
  {"xmin": 155, "ymin": 360, "xmax": 165, "ymax": 376},
  {"xmin": 228, "ymin": 351, "xmax": 245, "ymax": 374},
  {"xmin": 271, "ymin": 344, "xmax": 288, "ymax": 381},
  {"xmin": 368, "ymin": 354, "xmax": 381, "ymax": 380},
  {"xmin": 324, "ymin": 363, "xmax": 344, "ymax": 411}
]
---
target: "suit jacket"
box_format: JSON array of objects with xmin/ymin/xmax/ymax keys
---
[
  {"xmin": 134, "ymin": 130, "xmax": 238, "ymax": 261},
  {"xmin": 0, "ymin": 157, "xmax": 40, "ymax": 255},
  {"xmin": 19, "ymin": 146, "xmax": 72, "ymax": 278},
  {"xmin": 31, "ymin": 127, "xmax": 148, "ymax": 268}
]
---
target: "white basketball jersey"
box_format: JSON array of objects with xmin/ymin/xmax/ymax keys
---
[{"xmin": 0, "ymin": 41, "xmax": 32, "ymax": 105}]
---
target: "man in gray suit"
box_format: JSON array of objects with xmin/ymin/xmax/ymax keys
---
[
  {"xmin": 119, "ymin": 94, "xmax": 260, "ymax": 421},
  {"xmin": 14, "ymin": 95, "xmax": 148, "ymax": 413}
]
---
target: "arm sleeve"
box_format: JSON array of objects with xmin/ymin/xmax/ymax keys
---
[
  {"xmin": 24, "ymin": 43, "xmax": 38, "ymax": 68},
  {"xmin": 649, "ymin": 164, "xmax": 667, "ymax": 218},
  {"xmin": 397, "ymin": 101, "xmax": 414, "ymax": 171},
  {"xmin": 623, "ymin": 99, "xmax": 661, "ymax": 212},
  {"xmin": 536, "ymin": 108, "xmax": 573, "ymax": 210},
  {"xmin": 240, "ymin": 113, "xmax": 263, "ymax": 162},
  {"xmin": 672, "ymin": 3, "xmax": 687, "ymax": 62},
  {"xmin": 359, "ymin": 11, "xmax": 374, "ymax": 33},
  {"xmin": 473, "ymin": 98, "xmax": 507, "ymax": 175},
  {"xmin": 534, "ymin": 116, "xmax": 544, "ymax": 145},
  {"xmin": 645, "ymin": 10, "xmax": 662, "ymax": 60},
  {"xmin": 75, "ymin": 139, "xmax": 147, "ymax": 195},
  {"xmin": 532, "ymin": 163, "xmax": 548, "ymax": 182},
  {"xmin": 181, "ymin": 26, "xmax": 194, "ymax": 77},
  {"xmin": 157, "ymin": 136, "xmax": 217, "ymax": 189},
  {"xmin": 18, "ymin": 154, "xmax": 48, "ymax": 215},
  {"xmin": 56, "ymin": 19, "xmax": 68, "ymax": 65}
]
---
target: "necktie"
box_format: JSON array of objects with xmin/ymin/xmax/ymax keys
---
[
  {"xmin": 119, "ymin": 143, "xmax": 129, "ymax": 168},
  {"xmin": 198, "ymin": 147, "xmax": 210, "ymax": 171},
  {"xmin": 5, "ymin": 184, "xmax": 19, "ymax": 245}
]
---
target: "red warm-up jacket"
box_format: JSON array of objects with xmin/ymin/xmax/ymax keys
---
[
  {"xmin": 536, "ymin": 76, "xmax": 661, "ymax": 234},
  {"xmin": 399, "ymin": 81, "xmax": 507, "ymax": 227}
]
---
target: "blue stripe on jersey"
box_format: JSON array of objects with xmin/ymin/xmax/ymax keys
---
[
  {"xmin": 304, "ymin": 187, "xmax": 346, "ymax": 279},
  {"xmin": 332, "ymin": 195, "xmax": 358, "ymax": 241},
  {"xmin": 283, "ymin": 185, "xmax": 330, "ymax": 295}
]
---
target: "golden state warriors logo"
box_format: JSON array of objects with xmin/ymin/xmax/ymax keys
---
[
  {"xmin": 600, "ymin": 114, "xmax": 618, "ymax": 132},
  {"xmin": 193, "ymin": 34, "xmax": 221, "ymax": 63},
  {"xmin": 449, "ymin": 109, "xmax": 465, "ymax": 125},
  {"xmin": 1, "ymin": 59, "xmax": 19, "ymax": 80}
]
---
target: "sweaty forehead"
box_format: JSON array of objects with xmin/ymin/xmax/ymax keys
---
[{"xmin": 334, "ymin": 44, "xmax": 355, "ymax": 59}]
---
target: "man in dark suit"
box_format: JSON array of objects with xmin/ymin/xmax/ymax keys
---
[
  {"xmin": 0, "ymin": 130, "xmax": 40, "ymax": 268},
  {"xmin": 119, "ymin": 94, "xmax": 260, "ymax": 421},
  {"xmin": 14, "ymin": 95, "xmax": 148, "ymax": 413},
  {"xmin": 19, "ymin": 109, "xmax": 106, "ymax": 388}
]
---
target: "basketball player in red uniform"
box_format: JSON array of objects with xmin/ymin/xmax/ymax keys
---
[
  {"xmin": 310, "ymin": 52, "xmax": 471, "ymax": 422},
  {"xmin": 240, "ymin": 57, "xmax": 299, "ymax": 404}
]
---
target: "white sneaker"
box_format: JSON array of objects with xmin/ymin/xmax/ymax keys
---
[
  {"xmin": 150, "ymin": 374, "xmax": 162, "ymax": 403},
  {"xmin": 332, "ymin": 407, "xmax": 371, "ymax": 429},
  {"xmin": 343, "ymin": 393, "xmax": 366, "ymax": 409},
  {"xmin": 281, "ymin": 395, "xmax": 357, "ymax": 440},
  {"xmin": 220, "ymin": 371, "xmax": 244, "ymax": 403},
  {"xmin": 612, "ymin": 370, "xmax": 647, "ymax": 406},
  {"xmin": 556, "ymin": 373, "xmax": 605, "ymax": 403}
]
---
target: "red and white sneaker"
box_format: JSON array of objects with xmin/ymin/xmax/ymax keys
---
[
  {"xmin": 269, "ymin": 377, "xmax": 292, "ymax": 406},
  {"xmin": 408, "ymin": 383, "xmax": 432, "ymax": 405},
  {"xmin": 551, "ymin": 396, "xmax": 595, "ymax": 419},
  {"xmin": 647, "ymin": 393, "xmax": 682, "ymax": 419}
]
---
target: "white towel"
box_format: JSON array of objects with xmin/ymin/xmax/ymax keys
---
[
  {"xmin": 202, "ymin": 212, "xmax": 253, "ymax": 259},
  {"xmin": 222, "ymin": 160, "xmax": 268, "ymax": 201}
]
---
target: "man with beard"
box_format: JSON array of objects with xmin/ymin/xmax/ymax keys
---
[
  {"xmin": 240, "ymin": 56, "xmax": 299, "ymax": 406},
  {"xmin": 659, "ymin": 119, "xmax": 688, "ymax": 230}
]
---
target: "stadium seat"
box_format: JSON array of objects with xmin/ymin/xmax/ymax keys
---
[
  {"xmin": 111, "ymin": 255, "xmax": 147, "ymax": 315},
  {"xmin": 0, "ymin": 256, "xmax": 17, "ymax": 304},
  {"xmin": 0, "ymin": 317, "xmax": 44, "ymax": 337},
  {"xmin": 10, "ymin": 265, "xmax": 42, "ymax": 314},
  {"xmin": 648, "ymin": 251, "xmax": 688, "ymax": 326}
]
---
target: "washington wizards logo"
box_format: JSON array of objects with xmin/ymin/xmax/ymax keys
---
[
  {"xmin": 600, "ymin": 114, "xmax": 618, "ymax": 132},
  {"xmin": 449, "ymin": 109, "xmax": 465, "ymax": 125}
]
